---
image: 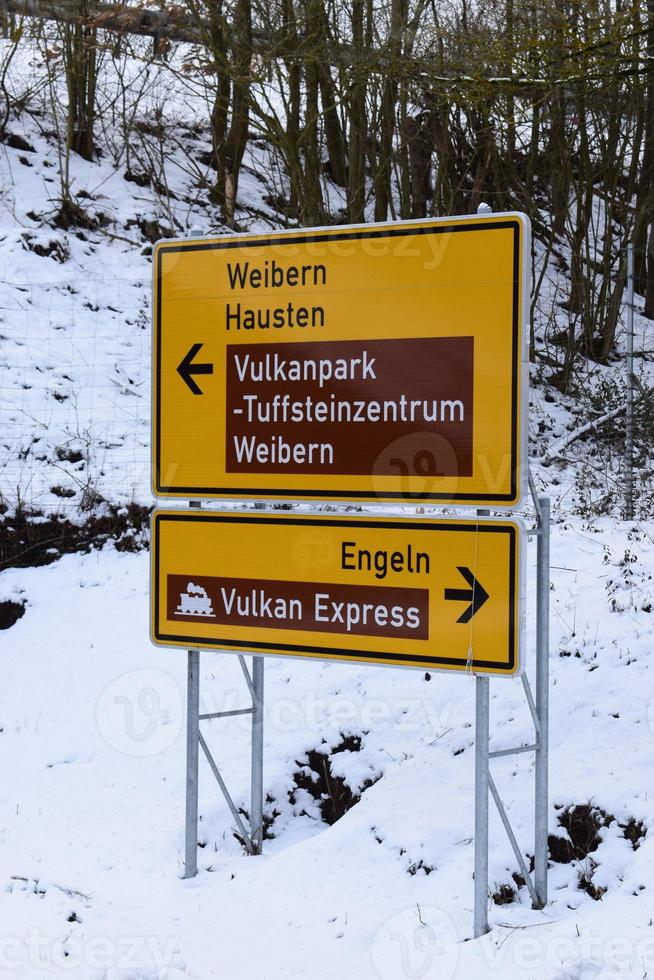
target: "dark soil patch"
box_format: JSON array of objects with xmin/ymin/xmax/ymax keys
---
[
  {"xmin": 125, "ymin": 216, "xmax": 175, "ymax": 243},
  {"xmin": 50, "ymin": 486, "xmax": 76, "ymax": 499},
  {"xmin": 262, "ymin": 795, "xmax": 281, "ymax": 839},
  {"xmin": 549, "ymin": 803, "xmax": 616, "ymax": 901},
  {"xmin": 492, "ymin": 883, "xmax": 515, "ymax": 905},
  {"xmin": 0, "ymin": 600, "xmax": 25, "ymax": 629},
  {"xmin": 56, "ymin": 448, "xmax": 84, "ymax": 464},
  {"xmin": 237, "ymin": 794, "xmax": 281, "ymax": 845},
  {"xmin": 407, "ymin": 860, "xmax": 433, "ymax": 876},
  {"xmin": 0, "ymin": 503, "xmax": 151, "ymax": 572},
  {"xmin": 290, "ymin": 734, "xmax": 379, "ymax": 825},
  {"xmin": 21, "ymin": 235, "xmax": 69, "ymax": 263},
  {"xmin": 579, "ymin": 873, "xmax": 606, "ymax": 901},
  {"xmin": 124, "ymin": 169, "xmax": 151, "ymax": 187},
  {"xmin": 620, "ymin": 818, "xmax": 647, "ymax": 851},
  {"xmin": 138, "ymin": 217, "xmax": 174, "ymax": 242},
  {"xmin": 4, "ymin": 132, "xmax": 35, "ymax": 152},
  {"xmin": 549, "ymin": 804, "xmax": 612, "ymax": 864},
  {"xmin": 53, "ymin": 199, "xmax": 98, "ymax": 231},
  {"xmin": 492, "ymin": 871, "xmax": 527, "ymax": 906}
]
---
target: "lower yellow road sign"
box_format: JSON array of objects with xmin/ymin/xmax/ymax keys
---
[{"xmin": 151, "ymin": 511, "xmax": 524, "ymax": 675}]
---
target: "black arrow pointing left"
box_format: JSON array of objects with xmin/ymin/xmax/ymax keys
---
[
  {"xmin": 177, "ymin": 343, "xmax": 213, "ymax": 395},
  {"xmin": 444, "ymin": 567, "xmax": 489, "ymax": 624}
]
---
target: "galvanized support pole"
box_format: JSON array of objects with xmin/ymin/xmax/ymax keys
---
[
  {"xmin": 184, "ymin": 498, "xmax": 202, "ymax": 879},
  {"xmin": 250, "ymin": 656, "xmax": 264, "ymax": 854},
  {"xmin": 534, "ymin": 495, "xmax": 550, "ymax": 907},
  {"xmin": 248, "ymin": 498, "xmax": 265, "ymax": 855},
  {"xmin": 185, "ymin": 648, "xmax": 200, "ymax": 877},
  {"xmin": 473, "ymin": 207, "xmax": 492, "ymax": 938},
  {"xmin": 182, "ymin": 233, "xmax": 205, "ymax": 880},
  {"xmin": 625, "ymin": 243, "xmax": 635, "ymax": 521},
  {"xmin": 474, "ymin": 504, "xmax": 490, "ymax": 937},
  {"xmin": 474, "ymin": 676, "xmax": 490, "ymax": 936}
]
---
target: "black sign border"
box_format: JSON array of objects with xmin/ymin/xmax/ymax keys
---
[
  {"xmin": 152, "ymin": 512, "xmax": 518, "ymax": 672},
  {"xmin": 153, "ymin": 220, "xmax": 523, "ymax": 504}
]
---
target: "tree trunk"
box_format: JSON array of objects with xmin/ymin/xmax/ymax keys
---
[
  {"xmin": 635, "ymin": 0, "xmax": 654, "ymax": 304},
  {"xmin": 347, "ymin": 0, "xmax": 366, "ymax": 222},
  {"xmin": 64, "ymin": 9, "xmax": 97, "ymax": 161},
  {"xmin": 302, "ymin": 41, "xmax": 324, "ymax": 224},
  {"xmin": 306, "ymin": 0, "xmax": 347, "ymax": 189},
  {"xmin": 373, "ymin": 0, "xmax": 403, "ymax": 221},
  {"xmin": 215, "ymin": 0, "xmax": 251, "ymax": 226},
  {"xmin": 283, "ymin": 0, "xmax": 301, "ymax": 216}
]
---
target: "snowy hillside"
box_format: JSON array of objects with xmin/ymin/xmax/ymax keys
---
[
  {"xmin": 0, "ymin": 44, "xmax": 287, "ymax": 521},
  {"xmin": 2, "ymin": 32, "xmax": 654, "ymax": 980}
]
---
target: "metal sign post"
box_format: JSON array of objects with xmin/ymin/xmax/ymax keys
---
[
  {"xmin": 184, "ymin": 646, "xmax": 200, "ymax": 877},
  {"xmin": 474, "ymin": 674, "xmax": 490, "ymax": 936},
  {"xmin": 474, "ymin": 506, "xmax": 491, "ymax": 935},
  {"xmin": 183, "ymin": 647, "xmax": 265, "ymax": 872},
  {"xmin": 534, "ymin": 494, "xmax": 551, "ymax": 906},
  {"xmin": 250, "ymin": 656, "xmax": 264, "ymax": 854},
  {"xmin": 184, "ymin": 498, "xmax": 201, "ymax": 879},
  {"xmin": 182, "ymin": 502, "xmax": 265, "ymax": 873},
  {"xmin": 473, "ymin": 484, "xmax": 550, "ymax": 936}
]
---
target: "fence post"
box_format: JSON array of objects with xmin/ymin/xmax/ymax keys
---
[{"xmin": 625, "ymin": 243, "xmax": 634, "ymax": 521}]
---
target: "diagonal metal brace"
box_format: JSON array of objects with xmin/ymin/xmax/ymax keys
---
[
  {"xmin": 238, "ymin": 655, "xmax": 255, "ymax": 698},
  {"xmin": 489, "ymin": 743, "xmax": 537, "ymax": 759},
  {"xmin": 199, "ymin": 708, "xmax": 253, "ymax": 721},
  {"xmin": 521, "ymin": 674, "xmax": 541, "ymax": 736},
  {"xmin": 528, "ymin": 466, "xmax": 543, "ymax": 526},
  {"xmin": 198, "ymin": 731, "xmax": 257, "ymax": 855},
  {"xmin": 488, "ymin": 773, "xmax": 540, "ymax": 907}
]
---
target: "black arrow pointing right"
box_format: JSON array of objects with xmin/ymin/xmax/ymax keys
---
[
  {"xmin": 444, "ymin": 567, "xmax": 489, "ymax": 624},
  {"xmin": 177, "ymin": 343, "xmax": 213, "ymax": 395}
]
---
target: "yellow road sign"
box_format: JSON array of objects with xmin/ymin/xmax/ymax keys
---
[
  {"xmin": 151, "ymin": 510, "xmax": 525, "ymax": 675},
  {"xmin": 152, "ymin": 212, "xmax": 529, "ymax": 506}
]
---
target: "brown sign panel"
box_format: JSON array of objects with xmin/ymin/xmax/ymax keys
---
[
  {"xmin": 167, "ymin": 574, "xmax": 429, "ymax": 640},
  {"xmin": 225, "ymin": 336, "xmax": 473, "ymax": 476}
]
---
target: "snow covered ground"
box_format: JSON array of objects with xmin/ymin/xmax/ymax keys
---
[{"xmin": 1, "ymin": 518, "xmax": 653, "ymax": 979}]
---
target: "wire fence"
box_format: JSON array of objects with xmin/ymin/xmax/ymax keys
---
[{"xmin": 0, "ymin": 268, "xmax": 152, "ymax": 517}]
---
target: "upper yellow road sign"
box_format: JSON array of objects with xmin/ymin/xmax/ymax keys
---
[
  {"xmin": 152, "ymin": 212, "xmax": 529, "ymax": 505},
  {"xmin": 151, "ymin": 510, "xmax": 524, "ymax": 675}
]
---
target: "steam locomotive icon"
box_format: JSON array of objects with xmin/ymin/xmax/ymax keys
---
[{"xmin": 175, "ymin": 581, "xmax": 216, "ymax": 618}]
